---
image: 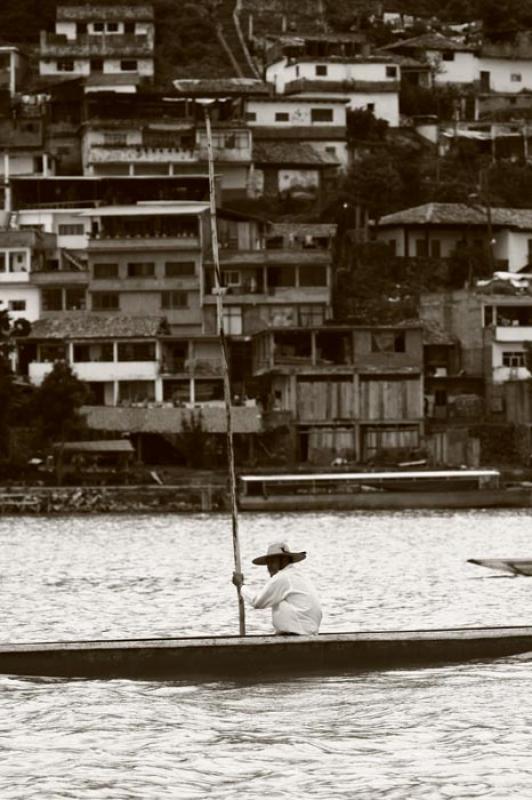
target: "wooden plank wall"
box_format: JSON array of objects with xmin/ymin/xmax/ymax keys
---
[
  {"xmin": 297, "ymin": 378, "xmax": 354, "ymax": 420},
  {"xmin": 360, "ymin": 377, "xmax": 421, "ymax": 420}
]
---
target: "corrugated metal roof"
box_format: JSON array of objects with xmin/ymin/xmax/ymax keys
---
[{"xmin": 382, "ymin": 32, "xmax": 477, "ymax": 53}]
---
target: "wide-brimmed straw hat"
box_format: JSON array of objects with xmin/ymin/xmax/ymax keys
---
[{"xmin": 252, "ymin": 540, "xmax": 306, "ymax": 566}]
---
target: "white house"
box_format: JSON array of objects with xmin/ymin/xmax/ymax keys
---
[
  {"xmin": 381, "ymin": 32, "xmax": 478, "ymax": 86},
  {"xmin": 0, "ymin": 230, "xmax": 59, "ymax": 322},
  {"xmin": 265, "ymin": 47, "xmax": 400, "ymax": 126},
  {"xmin": 376, "ymin": 203, "xmax": 532, "ymax": 273},
  {"xmin": 39, "ymin": 3, "xmax": 155, "ymax": 82}
]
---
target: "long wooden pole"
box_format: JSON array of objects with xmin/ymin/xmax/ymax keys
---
[{"xmin": 204, "ymin": 106, "xmax": 246, "ymax": 635}]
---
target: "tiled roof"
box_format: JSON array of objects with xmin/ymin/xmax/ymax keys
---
[
  {"xmin": 253, "ymin": 141, "xmax": 339, "ymax": 166},
  {"xmin": 378, "ymin": 203, "xmax": 532, "ymax": 229},
  {"xmin": 382, "ymin": 32, "xmax": 477, "ymax": 53},
  {"xmin": 57, "ymin": 4, "xmax": 154, "ymax": 21},
  {"xmin": 27, "ymin": 315, "xmax": 169, "ymax": 340}
]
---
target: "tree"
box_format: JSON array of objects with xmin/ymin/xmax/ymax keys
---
[
  {"xmin": 32, "ymin": 361, "xmax": 88, "ymax": 484},
  {"xmin": 340, "ymin": 154, "xmax": 403, "ymax": 224}
]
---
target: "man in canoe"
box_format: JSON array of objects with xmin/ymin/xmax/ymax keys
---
[{"xmin": 232, "ymin": 541, "xmax": 322, "ymax": 635}]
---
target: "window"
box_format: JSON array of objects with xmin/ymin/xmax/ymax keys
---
[
  {"xmin": 93, "ymin": 22, "xmax": 105, "ymax": 32},
  {"xmin": 275, "ymin": 112, "xmax": 289, "ymax": 122},
  {"xmin": 268, "ymin": 266, "xmax": 296, "ymax": 288},
  {"xmin": 8, "ymin": 251, "xmax": 27, "ymax": 272},
  {"xmin": 367, "ymin": 103, "xmax": 375, "ymax": 113},
  {"xmin": 298, "ymin": 265, "xmax": 327, "ymax": 286},
  {"xmin": 127, "ymin": 262, "xmax": 155, "ymax": 278},
  {"xmin": 299, "ymin": 305, "xmax": 325, "ymax": 327},
  {"xmin": 120, "ymin": 59, "xmax": 138, "ymax": 72},
  {"xmin": 245, "ymin": 112, "xmax": 256, "ymax": 122},
  {"xmin": 315, "ymin": 65, "xmax": 328, "ymax": 76},
  {"xmin": 430, "ymin": 239, "xmax": 441, "ymax": 258},
  {"xmin": 165, "ymin": 261, "xmax": 195, "ymax": 278},
  {"xmin": 118, "ymin": 380, "xmax": 156, "ymax": 403},
  {"xmin": 415, "ymin": 239, "xmax": 428, "ymax": 258},
  {"xmin": 483, "ymin": 305, "xmax": 494, "ymax": 327},
  {"xmin": 94, "ymin": 263, "xmax": 119, "ymax": 279},
  {"xmin": 57, "ymin": 59, "xmax": 74, "ymax": 72},
  {"xmin": 222, "ymin": 306, "xmax": 242, "ymax": 335},
  {"xmin": 161, "ymin": 291, "xmax": 188, "ymax": 309},
  {"xmin": 42, "ymin": 288, "xmax": 63, "ymax": 311},
  {"xmin": 33, "ymin": 156, "xmax": 43, "ymax": 173},
  {"xmin": 223, "ymin": 270, "xmax": 241, "ymax": 287},
  {"xmin": 117, "ymin": 342, "xmax": 156, "ymax": 362},
  {"xmin": 92, "ymin": 292, "xmax": 119, "ymax": 311},
  {"xmin": 311, "ymin": 108, "xmax": 333, "ymax": 123},
  {"xmin": 371, "ymin": 331, "xmax": 406, "ymax": 353},
  {"xmin": 107, "ymin": 22, "xmax": 119, "ymax": 32},
  {"xmin": 8, "ymin": 300, "xmax": 26, "ymax": 311},
  {"xmin": 90, "ymin": 58, "xmax": 104, "ymax": 73},
  {"xmin": 386, "ymin": 65, "xmax": 398, "ymax": 77},
  {"xmin": 442, "ymin": 51, "xmax": 455, "ymax": 61},
  {"xmin": 65, "ymin": 288, "xmax": 86, "ymax": 311},
  {"xmin": 511, "ymin": 73, "xmax": 522, "ymax": 82},
  {"xmin": 295, "ymin": 66, "xmax": 300, "ymax": 77},
  {"xmin": 58, "ymin": 224, "xmax": 85, "ymax": 236},
  {"xmin": 325, "ymin": 146, "xmax": 337, "ymax": 156},
  {"xmin": 124, "ymin": 21, "xmax": 135, "ymax": 34},
  {"xmin": 73, "ymin": 343, "xmax": 113, "ymax": 363},
  {"xmin": 502, "ymin": 351, "xmax": 526, "ymax": 367}
]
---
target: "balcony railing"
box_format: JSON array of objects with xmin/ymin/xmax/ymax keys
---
[
  {"xmin": 89, "ymin": 145, "xmax": 198, "ymax": 164},
  {"xmin": 40, "ymin": 31, "xmax": 153, "ymax": 57}
]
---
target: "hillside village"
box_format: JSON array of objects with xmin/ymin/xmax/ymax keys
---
[{"xmin": 1, "ymin": 0, "xmax": 532, "ymax": 477}]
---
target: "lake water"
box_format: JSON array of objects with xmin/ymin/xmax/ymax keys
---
[{"xmin": 1, "ymin": 510, "xmax": 532, "ymax": 798}]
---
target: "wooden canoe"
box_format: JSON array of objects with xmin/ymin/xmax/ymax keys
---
[
  {"xmin": 468, "ymin": 559, "xmax": 532, "ymax": 576},
  {"xmin": 1, "ymin": 627, "xmax": 532, "ymax": 680}
]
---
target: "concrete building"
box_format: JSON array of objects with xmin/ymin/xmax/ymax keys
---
[
  {"xmin": 421, "ymin": 287, "xmax": 532, "ymax": 411},
  {"xmin": 202, "ymin": 215, "xmax": 334, "ymax": 338},
  {"xmin": 265, "ymin": 36, "xmax": 401, "ymax": 126},
  {"xmin": 77, "ymin": 202, "xmax": 209, "ymax": 333},
  {"xmin": 0, "ymin": 230, "xmax": 57, "ymax": 323},
  {"xmin": 376, "ymin": 203, "xmax": 532, "ymax": 273},
  {"xmin": 39, "ymin": 3, "xmax": 155, "ymax": 84},
  {"xmin": 0, "ymin": 47, "xmax": 28, "ymax": 97},
  {"xmin": 381, "ymin": 33, "xmax": 478, "ymax": 87},
  {"xmin": 252, "ymin": 323, "xmax": 424, "ymax": 463}
]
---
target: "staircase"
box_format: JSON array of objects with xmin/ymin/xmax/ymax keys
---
[{"xmin": 217, "ymin": 0, "xmax": 259, "ymax": 78}]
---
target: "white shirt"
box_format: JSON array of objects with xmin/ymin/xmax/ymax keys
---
[{"xmin": 242, "ymin": 564, "xmax": 322, "ymax": 635}]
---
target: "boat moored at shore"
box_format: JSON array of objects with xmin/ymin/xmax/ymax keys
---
[{"xmin": 238, "ymin": 470, "xmax": 532, "ymax": 511}]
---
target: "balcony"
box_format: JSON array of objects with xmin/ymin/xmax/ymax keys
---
[
  {"xmin": 89, "ymin": 234, "xmax": 200, "ymax": 251},
  {"xmin": 32, "ymin": 270, "xmax": 88, "ymax": 286},
  {"xmin": 82, "ymin": 405, "xmax": 262, "ymax": 434},
  {"xmin": 89, "ymin": 145, "xmax": 198, "ymax": 165},
  {"xmin": 29, "ymin": 360, "xmax": 159, "ymax": 385},
  {"xmin": 495, "ymin": 325, "xmax": 532, "ymax": 342},
  {"xmin": 40, "ymin": 31, "xmax": 153, "ymax": 58}
]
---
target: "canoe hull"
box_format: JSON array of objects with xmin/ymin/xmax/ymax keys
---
[
  {"xmin": 239, "ymin": 489, "xmax": 532, "ymax": 512},
  {"xmin": 2, "ymin": 627, "xmax": 532, "ymax": 681}
]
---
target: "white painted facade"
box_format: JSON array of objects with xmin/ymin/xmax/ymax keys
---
[
  {"xmin": 377, "ymin": 224, "xmax": 532, "ymax": 272},
  {"xmin": 39, "ymin": 57, "xmax": 154, "ymax": 78},
  {"xmin": 0, "ymin": 153, "xmax": 53, "ymax": 179},
  {"xmin": 0, "ymin": 248, "xmax": 31, "ymax": 280},
  {"xmin": 245, "ymin": 98, "xmax": 347, "ymax": 127},
  {"xmin": 0, "ymin": 285, "xmax": 40, "ymax": 322},
  {"xmin": 17, "ymin": 210, "xmax": 91, "ymax": 251},
  {"xmin": 266, "ymin": 58, "xmax": 400, "ymax": 93},
  {"xmin": 425, "ymin": 49, "xmax": 478, "ymax": 85},
  {"xmin": 477, "ymin": 57, "xmax": 532, "ymax": 93},
  {"xmin": 55, "ymin": 21, "xmax": 154, "ymax": 39},
  {"xmin": 492, "ymin": 340, "xmax": 532, "ymax": 383}
]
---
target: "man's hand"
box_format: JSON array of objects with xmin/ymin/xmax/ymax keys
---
[{"xmin": 232, "ymin": 571, "xmax": 244, "ymax": 589}]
